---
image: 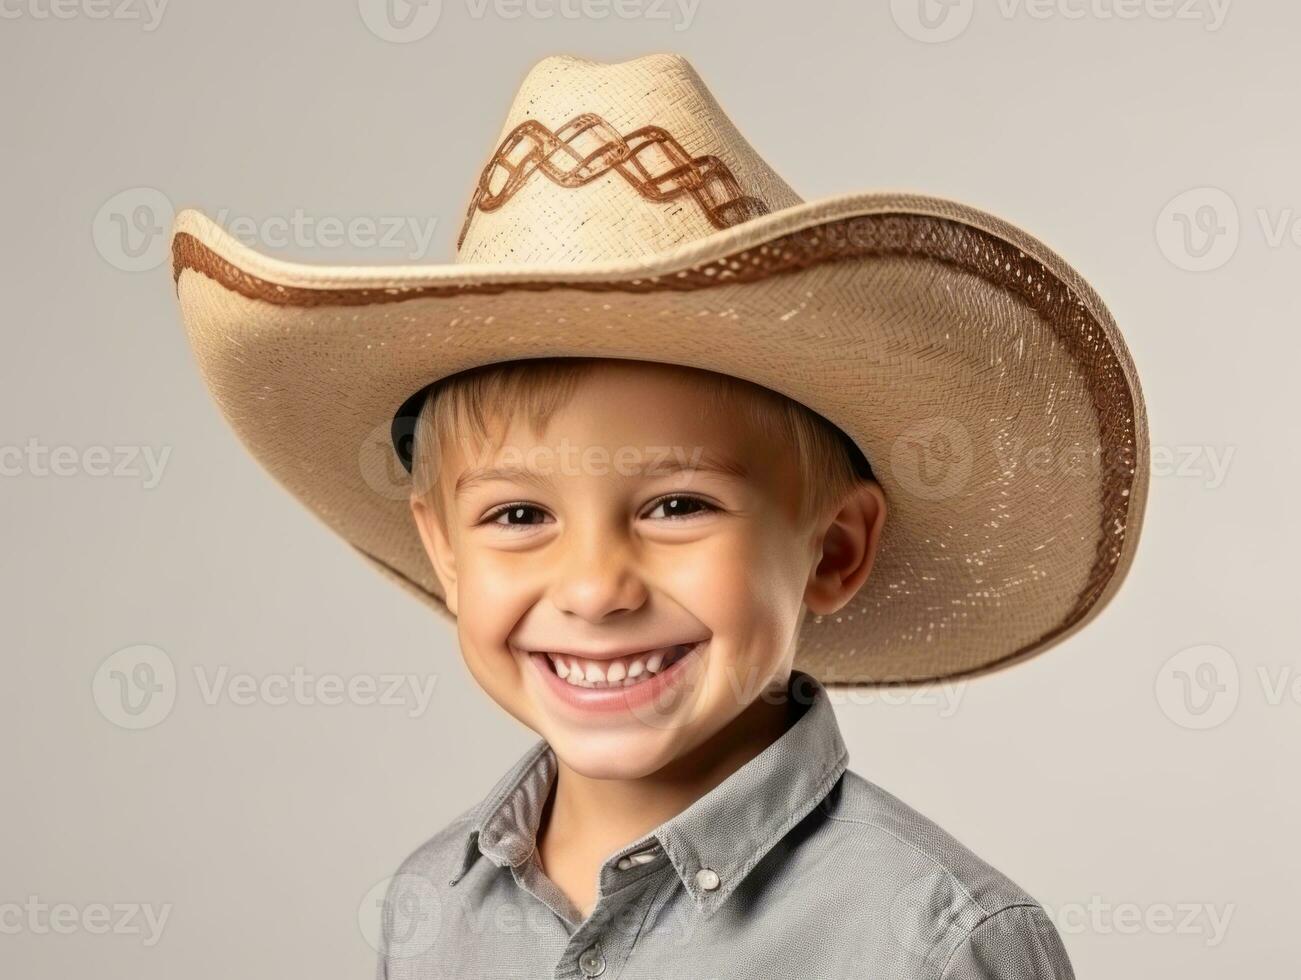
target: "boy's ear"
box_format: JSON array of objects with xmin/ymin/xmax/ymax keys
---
[
  {"xmin": 409, "ymin": 494, "xmax": 459, "ymax": 617},
  {"xmin": 804, "ymin": 480, "xmax": 888, "ymax": 617}
]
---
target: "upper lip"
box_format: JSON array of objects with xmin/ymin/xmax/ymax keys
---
[{"xmin": 519, "ymin": 638, "xmax": 708, "ymax": 661}]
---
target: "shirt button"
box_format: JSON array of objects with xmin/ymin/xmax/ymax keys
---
[
  {"xmin": 578, "ymin": 942, "xmax": 606, "ymax": 977},
  {"xmin": 695, "ymin": 867, "xmax": 721, "ymax": 891},
  {"xmin": 615, "ymin": 846, "xmax": 658, "ymax": 871}
]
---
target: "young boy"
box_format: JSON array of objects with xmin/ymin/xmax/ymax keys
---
[{"xmin": 170, "ymin": 53, "xmax": 1147, "ymax": 980}]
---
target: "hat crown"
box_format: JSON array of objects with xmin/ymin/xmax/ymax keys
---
[{"xmin": 455, "ymin": 54, "xmax": 803, "ymax": 266}]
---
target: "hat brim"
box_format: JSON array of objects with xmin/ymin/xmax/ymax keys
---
[{"xmin": 171, "ymin": 192, "xmax": 1148, "ymax": 686}]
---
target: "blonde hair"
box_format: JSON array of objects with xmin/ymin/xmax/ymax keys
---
[{"xmin": 410, "ymin": 357, "xmax": 872, "ymax": 531}]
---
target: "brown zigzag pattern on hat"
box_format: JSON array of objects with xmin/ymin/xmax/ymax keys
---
[{"xmin": 456, "ymin": 114, "xmax": 771, "ymax": 249}]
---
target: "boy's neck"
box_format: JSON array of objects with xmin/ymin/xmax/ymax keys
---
[{"xmin": 536, "ymin": 683, "xmax": 798, "ymax": 887}]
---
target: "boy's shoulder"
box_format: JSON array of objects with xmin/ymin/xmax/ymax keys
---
[
  {"xmin": 812, "ymin": 767, "xmax": 1073, "ymax": 976},
  {"xmin": 826, "ymin": 765, "xmax": 1043, "ymax": 915}
]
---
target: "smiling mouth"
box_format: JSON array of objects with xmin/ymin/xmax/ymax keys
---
[{"xmin": 538, "ymin": 641, "xmax": 704, "ymax": 690}]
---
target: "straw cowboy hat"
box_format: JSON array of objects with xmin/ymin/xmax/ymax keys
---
[{"xmin": 170, "ymin": 53, "xmax": 1148, "ymax": 686}]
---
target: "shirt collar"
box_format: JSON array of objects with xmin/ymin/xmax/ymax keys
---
[{"xmin": 448, "ymin": 668, "xmax": 849, "ymax": 921}]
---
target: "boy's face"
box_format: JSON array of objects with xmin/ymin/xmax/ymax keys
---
[{"xmin": 410, "ymin": 361, "xmax": 883, "ymax": 780}]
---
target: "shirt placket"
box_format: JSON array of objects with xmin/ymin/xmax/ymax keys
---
[{"xmin": 509, "ymin": 840, "xmax": 671, "ymax": 980}]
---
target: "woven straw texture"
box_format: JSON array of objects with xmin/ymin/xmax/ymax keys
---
[{"xmin": 169, "ymin": 54, "xmax": 1148, "ymax": 686}]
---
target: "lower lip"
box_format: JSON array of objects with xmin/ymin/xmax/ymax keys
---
[{"xmin": 527, "ymin": 642, "xmax": 706, "ymax": 717}]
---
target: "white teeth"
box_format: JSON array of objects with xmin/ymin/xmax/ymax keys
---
[{"xmin": 544, "ymin": 643, "xmax": 697, "ymax": 690}]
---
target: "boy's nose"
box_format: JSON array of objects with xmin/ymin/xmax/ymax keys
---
[{"xmin": 548, "ymin": 527, "xmax": 648, "ymax": 623}]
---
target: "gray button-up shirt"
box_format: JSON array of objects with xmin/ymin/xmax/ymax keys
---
[{"xmin": 376, "ymin": 669, "xmax": 1074, "ymax": 979}]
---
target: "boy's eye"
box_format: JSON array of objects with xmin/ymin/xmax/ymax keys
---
[
  {"xmin": 481, "ymin": 494, "xmax": 715, "ymax": 529},
  {"xmin": 485, "ymin": 504, "xmax": 550, "ymax": 528},
  {"xmin": 643, "ymin": 494, "xmax": 715, "ymax": 521}
]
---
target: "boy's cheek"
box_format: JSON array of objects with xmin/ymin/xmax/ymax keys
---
[
  {"xmin": 651, "ymin": 531, "xmax": 764, "ymax": 605},
  {"xmin": 450, "ymin": 573, "xmax": 526, "ymax": 672},
  {"xmin": 695, "ymin": 536, "xmax": 807, "ymax": 628},
  {"xmin": 459, "ymin": 540, "xmax": 556, "ymax": 604},
  {"xmin": 456, "ymin": 596, "xmax": 528, "ymax": 666},
  {"xmin": 456, "ymin": 647, "xmax": 541, "ymax": 733},
  {"xmin": 457, "ymin": 552, "xmax": 538, "ymax": 619}
]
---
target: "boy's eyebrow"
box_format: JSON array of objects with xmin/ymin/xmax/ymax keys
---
[{"xmin": 453, "ymin": 451, "xmax": 750, "ymax": 498}]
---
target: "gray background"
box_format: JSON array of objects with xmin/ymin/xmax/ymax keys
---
[{"xmin": 2, "ymin": 0, "xmax": 1298, "ymax": 976}]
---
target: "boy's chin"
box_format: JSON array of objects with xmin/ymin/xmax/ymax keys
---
[{"xmin": 546, "ymin": 730, "xmax": 692, "ymax": 781}]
